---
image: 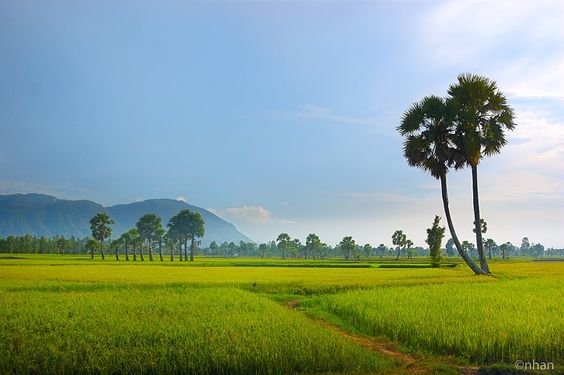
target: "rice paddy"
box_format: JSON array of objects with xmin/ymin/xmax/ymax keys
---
[{"xmin": 0, "ymin": 255, "xmax": 562, "ymax": 373}]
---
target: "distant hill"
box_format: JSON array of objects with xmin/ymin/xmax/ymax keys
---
[{"xmin": 0, "ymin": 194, "xmax": 252, "ymax": 245}]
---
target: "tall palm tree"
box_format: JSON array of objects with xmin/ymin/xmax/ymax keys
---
[
  {"xmin": 398, "ymin": 95, "xmax": 486, "ymax": 275},
  {"xmin": 119, "ymin": 231, "xmax": 133, "ymax": 261},
  {"xmin": 136, "ymin": 213, "xmax": 162, "ymax": 262},
  {"xmin": 448, "ymin": 73, "xmax": 516, "ymax": 273},
  {"xmin": 89, "ymin": 212, "xmax": 114, "ymax": 260},
  {"xmin": 168, "ymin": 209, "xmax": 205, "ymax": 262}
]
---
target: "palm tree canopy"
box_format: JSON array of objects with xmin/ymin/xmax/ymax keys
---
[
  {"xmin": 448, "ymin": 73, "xmax": 516, "ymax": 166},
  {"xmin": 167, "ymin": 209, "xmax": 205, "ymax": 241},
  {"xmin": 136, "ymin": 213, "xmax": 162, "ymax": 243},
  {"xmin": 398, "ymin": 96, "xmax": 462, "ymax": 179},
  {"xmin": 89, "ymin": 212, "xmax": 114, "ymax": 242}
]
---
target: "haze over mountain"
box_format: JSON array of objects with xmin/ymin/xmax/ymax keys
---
[{"xmin": 0, "ymin": 194, "xmax": 252, "ymax": 245}]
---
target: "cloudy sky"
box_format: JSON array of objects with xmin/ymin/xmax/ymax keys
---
[{"xmin": 1, "ymin": 0, "xmax": 562, "ymax": 247}]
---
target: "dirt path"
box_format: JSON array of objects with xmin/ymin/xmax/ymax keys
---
[{"xmin": 284, "ymin": 300, "xmax": 479, "ymax": 375}]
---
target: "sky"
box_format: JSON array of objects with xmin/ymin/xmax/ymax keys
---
[{"xmin": 1, "ymin": 0, "xmax": 563, "ymax": 248}]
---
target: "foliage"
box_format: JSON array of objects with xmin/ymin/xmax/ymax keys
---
[
  {"xmin": 425, "ymin": 216, "xmax": 445, "ymax": 267},
  {"xmin": 89, "ymin": 212, "xmax": 114, "ymax": 260},
  {"xmin": 339, "ymin": 236, "xmax": 355, "ymax": 260},
  {"xmin": 306, "ymin": 275, "xmax": 563, "ymax": 365}
]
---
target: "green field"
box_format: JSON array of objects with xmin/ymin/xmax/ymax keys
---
[{"xmin": 0, "ymin": 255, "xmax": 562, "ymax": 374}]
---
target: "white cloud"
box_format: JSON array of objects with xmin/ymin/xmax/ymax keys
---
[
  {"xmin": 176, "ymin": 195, "xmax": 188, "ymax": 203},
  {"xmin": 419, "ymin": 0, "xmax": 564, "ymax": 100},
  {"xmin": 210, "ymin": 206, "xmax": 272, "ymax": 224},
  {"xmin": 209, "ymin": 205, "xmax": 297, "ymax": 225}
]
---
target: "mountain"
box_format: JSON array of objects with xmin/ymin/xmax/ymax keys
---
[{"xmin": 0, "ymin": 194, "xmax": 252, "ymax": 245}]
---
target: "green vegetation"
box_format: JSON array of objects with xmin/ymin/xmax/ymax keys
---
[
  {"xmin": 0, "ymin": 283, "xmax": 392, "ymax": 374},
  {"xmin": 0, "ymin": 256, "xmax": 562, "ymax": 373},
  {"xmin": 304, "ymin": 277, "xmax": 562, "ymax": 364},
  {"xmin": 426, "ymin": 216, "xmax": 445, "ymax": 267}
]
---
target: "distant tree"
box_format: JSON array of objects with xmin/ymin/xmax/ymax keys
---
[
  {"xmin": 363, "ymin": 243, "xmax": 372, "ymax": 258},
  {"xmin": 167, "ymin": 225, "xmax": 182, "ymax": 261},
  {"xmin": 155, "ymin": 227, "xmax": 165, "ymax": 261},
  {"xmin": 109, "ymin": 238, "xmax": 122, "ymax": 261},
  {"xmin": 500, "ymin": 242, "xmax": 509, "ymax": 260},
  {"xmin": 449, "ymin": 73, "xmax": 515, "ymax": 273},
  {"xmin": 531, "ymin": 243, "xmax": 545, "ymax": 257},
  {"xmin": 392, "ymin": 230, "xmax": 407, "ymax": 260},
  {"xmin": 276, "ymin": 233, "xmax": 292, "ymax": 259},
  {"xmin": 209, "ymin": 241, "xmax": 218, "ymax": 257},
  {"xmin": 305, "ymin": 233, "xmax": 321, "ymax": 260},
  {"xmin": 398, "ymin": 92, "xmax": 487, "ymax": 275},
  {"xmin": 167, "ymin": 209, "xmax": 204, "ymax": 262},
  {"xmin": 56, "ymin": 236, "xmax": 69, "ymax": 255},
  {"xmin": 484, "ymin": 238, "xmax": 496, "ymax": 260},
  {"xmin": 85, "ymin": 238, "xmax": 99, "ymax": 259},
  {"xmin": 126, "ymin": 228, "xmax": 143, "ymax": 261},
  {"xmin": 462, "ymin": 240, "xmax": 473, "ymax": 256},
  {"xmin": 376, "ymin": 244, "xmax": 387, "ymax": 257},
  {"xmin": 89, "ymin": 212, "xmax": 114, "ymax": 260},
  {"xmin": 520, "ymin": 237, "xmax": 531, "ymax": 256},
  {"xmin": 445, "ymin": 238, "xmax": 455, "ymax": 257},
  {"xmin": 228, "ymin": 242, "xmax": 237, "ymax": 257},
  {"xmin": 339, "ymin": 236, "xmax": 356, "ymax": 260},
  {"xmin": 406, "ymin": 239, "xmax": 414, "ymax": 259},
  {"xmin": 426, "ymin": 216, "xmax": 446, "ymax": 267},
  {"xmin": 259, "ymin": 243, "xmax": 268, "ymax": 259},
  {"xmin": 119, "ymin": 230, "xmax": 134, "ymax": 261},
  {"xmin": 136, "ymin": 214, "xmax": 162, "ymax": 262}
]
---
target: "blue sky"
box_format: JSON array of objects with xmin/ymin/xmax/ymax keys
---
[{"xmin": 1, "ymin": 0, "xmax": 563, "ymax": 247}]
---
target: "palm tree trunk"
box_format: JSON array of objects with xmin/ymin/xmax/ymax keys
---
[
  {"xmin": 184, "ymin": 238, "xmax": 188, "ymax": 262},
  {"xmin": 179, "ymin": 242, "xmax": 183, "ymax": 262},
  {"xmin": 100, "ymin": 240, "xmax": 105, "ymax": 260},
  {"xmin": 471, "ymin": 165, "xmax": 490, "ymax": 273},
  {"xmin": 140, "ymin": 245, "xmax": 144, "ymax": 261},
  {"xmin": 159, "ymin": 241, "xmax": 163, "ymax": 261},
  {"xmin": 190, "ymin": 238, "xmax": 195, "ymax": 262},
  {"xmin": 133, "ymin": 246, "xmax": 137, "ymax": 261},
  {"xmin": 115, "ymin": 246, "xmax": 119, "ymax": 261},
  {"xmin": 148, "ymin": 241, "xmax": 153, "ymax": 262},
  {"xmin": 441, "ymin": 174, "xmax": 487, "ymax": 275},
  {"xmin": 125, "ymin": 244, "xmax": 129, "ymax": 261}
]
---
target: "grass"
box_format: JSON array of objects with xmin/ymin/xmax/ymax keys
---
[
  {"xmin": 0, "ymin": 255, "xmax": 562, "ymax": 373},
  {"xmin": 0, "ymin": 281, "xmax": 394, "ymax": 374},
  {"xmin": 302, "ymin": 272, "xmax": 563, "ymax": 365}
]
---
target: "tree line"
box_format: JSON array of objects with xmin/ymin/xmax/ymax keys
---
[
  {"xmin": 87, "ymin": 209, "xmax": 205, "ymax": 261},
  {"xmin": 2, "ymin": 228, "xmax": 561, "ymax": 260}
]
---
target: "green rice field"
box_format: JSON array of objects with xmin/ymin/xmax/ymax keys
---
[{"xmin": 0, "ymin": 255, "xmax": 562, "ymax": 374}]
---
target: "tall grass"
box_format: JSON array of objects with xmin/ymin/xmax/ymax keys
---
[
  {"xmin": 0, "ymin": 283, "xmax": 392, "ymax": 374},
  {"xmin": 305, "ymin": 276, "xmax": 563, "ymax": 364}
]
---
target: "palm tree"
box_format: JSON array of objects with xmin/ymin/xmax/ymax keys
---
[
  {"xmin": 155, "ymin": 227, "xmax": 165, "ymax": 261},
  {"xmin": 168, "ymin": 209, "xmax": 205, "ymax": 262},
  {"xmin": 166, "ymin": 225, "xmax": 181, "ymax": 261},
  {"xmin": 392, "ymin": 230, "xmax": 406, "ymax": 260},
  {"xmin": 276, "ymin": 233, "xmax": 291, "ymax": 259},
  {"xmin": 448, "ymin": 73, "xmax": 515, "ymax": 273},
  {"xmin": 398, "ymin": 95, "xmax": 486, "ymax": 275},
  {"xmin": 186, "ymin": 212, "xmax": 205, "ymax": 262},
  {"xmin": 339, "ymin": 236, "xmax": 355, "ymax": 260},
  {"xmin": 136, "ymin": 213, "xmax": 162, "ymax": 262},
  {"xmin": 119, "ymin": 231, "xmax": 133, "ymax": 261},
  {"xmin": 89, "ymin": 212, "xmax": 114, "ymax": 260},
  {"xmin": 125, "ymin": 228, "xmax": 141, "ymax": 261}
]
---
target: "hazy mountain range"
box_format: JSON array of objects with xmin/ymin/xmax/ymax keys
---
[{"xmin": 0, "ymin": 194, "xmax": 252, "ymax": 245}]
